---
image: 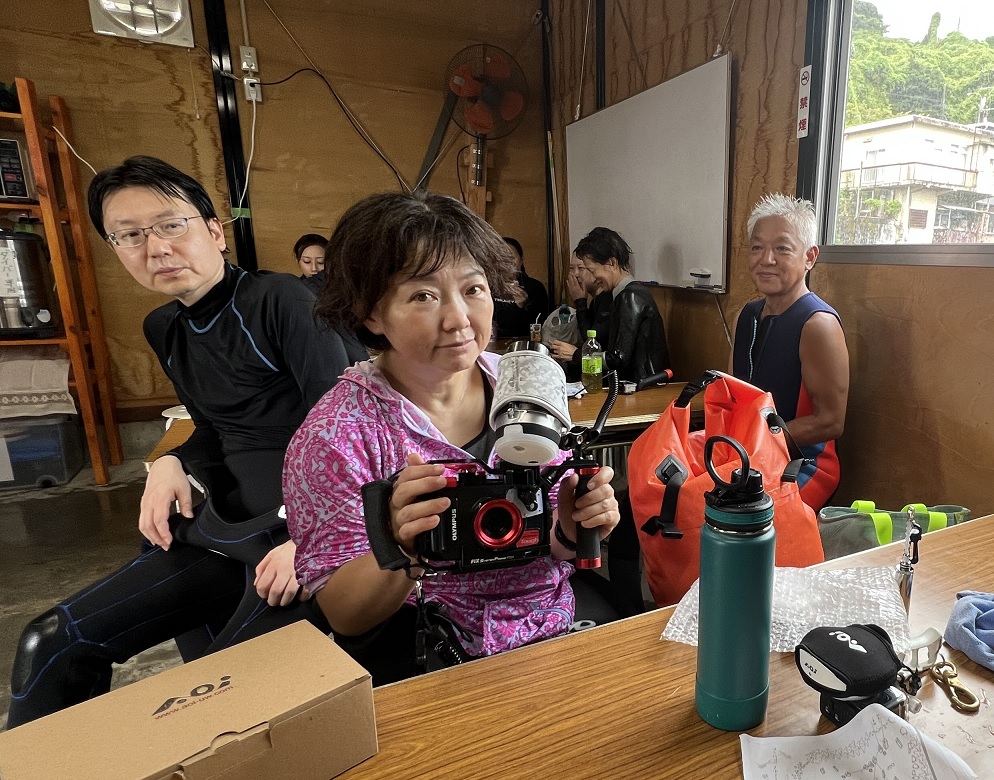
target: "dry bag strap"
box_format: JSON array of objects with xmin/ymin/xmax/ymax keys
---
[
  {"xmin": 765, "ymin": 411, "xmax": 810, "ymax": 484},
  {"xmin": 675, "ymin": 369, "xmax": 720, "ymax": 408},
  {"xmin": 640, "ymin": 455, "xmax": 687, "ymax": 538}
]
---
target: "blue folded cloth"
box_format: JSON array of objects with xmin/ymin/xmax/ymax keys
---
[{"xmin": 944, "ymin": 591, "xmax": 994, "ymax": 672}]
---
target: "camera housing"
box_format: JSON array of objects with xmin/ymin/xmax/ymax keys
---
[
  {"xmin": 415, "ymin": 463, "xmax": 550, "ymax": 572},
  {"xmin": 820, "ymin": 686, "xmax": 908, "ymax": 727}
]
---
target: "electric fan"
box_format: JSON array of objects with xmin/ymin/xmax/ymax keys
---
[
  {"xmin": 88, "ymin": 0, "xmax": 194, "ymax": 48},
  {"xmin": 444, "ymin": 45, "xmax": 529, "ymax": 185}
]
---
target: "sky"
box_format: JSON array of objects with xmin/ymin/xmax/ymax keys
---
[{"xmin": 863, "ymin": 1, "xmax": 994, "ymax": 42}]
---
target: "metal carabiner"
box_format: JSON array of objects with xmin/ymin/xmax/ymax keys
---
[{"xmin": 930, "ymin": 658, "xmax": 981, "ymax": 713}]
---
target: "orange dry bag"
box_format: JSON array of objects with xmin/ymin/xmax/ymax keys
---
[{"xmin": 629, "ymin": 370, "xmax": 824, "ymax": 607}]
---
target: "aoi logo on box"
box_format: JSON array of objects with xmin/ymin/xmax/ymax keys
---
[{"xmin": 153, "ymin": 675, "xmax": 232, "ymax": 716}]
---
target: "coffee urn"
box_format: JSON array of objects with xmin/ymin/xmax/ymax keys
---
[{"xmin": 0, "ymin": 229, "xmax": 59, "ymax": 338}]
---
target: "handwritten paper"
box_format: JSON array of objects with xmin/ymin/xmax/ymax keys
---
[{"xmin": 740, "ymin": 703, "xmax": 977, "ymax": 780}]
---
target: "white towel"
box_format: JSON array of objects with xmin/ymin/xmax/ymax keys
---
[{"xmin": 0, "ymin": 345, "xmax": 77, "ymax": 418}]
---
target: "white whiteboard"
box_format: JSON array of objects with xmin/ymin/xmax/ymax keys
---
[{"xmin": 565, "ymin": 54, "xmax": 731, "ymax": 292}]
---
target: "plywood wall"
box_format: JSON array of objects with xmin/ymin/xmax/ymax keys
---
[
  {"xmin": 817, "ymin": 263, "xmax": 994, "ymax": 514},
  {"xmin": 0, "ymin": 1, "xmax": 224, "ymax": 411},
  {"xmin": 1, "ymin": 0, "xmax": 550, "ymax": 412},
  {"xmin": 224, "ymin": 0, "xmax": 548, "ymax": 282},
  {"xmin": 548, "ymin": 0, "xmax": 808, "ymax": 379},
  {"xmin": 549, "ymin": 0, "xmax": 994, "ymax": 514}
]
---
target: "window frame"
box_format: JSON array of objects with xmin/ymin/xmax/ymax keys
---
[{"xmin": 798, "ymin": 0, "xmax": 994, "ymax": 267}]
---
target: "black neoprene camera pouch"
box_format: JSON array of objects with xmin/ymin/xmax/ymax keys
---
[{"xmin": 795, "ymin": 623, "xmax": 902, "ymax": 698}]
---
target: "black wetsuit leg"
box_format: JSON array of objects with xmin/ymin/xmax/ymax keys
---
[
  {"xmin": 7, "ymin": 449, "xmax": 329, "ymax": 730},
  {"xmin": 7, "ymin": 541, "xmax": 246, "ymax": 728}
]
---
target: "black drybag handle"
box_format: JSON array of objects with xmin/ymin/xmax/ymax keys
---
[
  {"xmin": 674, "ymin": 369, "xmax": 720, "ymax": 408},
  {"xmin": 764, "ymin": 411, "xmax": 811, "ymax": 484},
  {"xmin": 641, "ymin": 370, "xmax": 721, "ymax": 537}
]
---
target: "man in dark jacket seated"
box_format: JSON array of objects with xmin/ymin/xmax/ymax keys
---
[
  {"xmin": 572, "ymin": 227, "xmax": 671, "ymax": 386},
  {"xmin": 6, "ymin": 156, "xmax": 351, "ymax": 729}
]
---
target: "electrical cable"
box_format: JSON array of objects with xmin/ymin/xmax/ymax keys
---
[
  {"xmin": 714, "ymin": 0, "xmax": 740, "ymax": 58},
  {"xmin": 260, "ymin": 0, "xmax": 412, "ymax": 193},
  {"xmin": 412, "ymin": 130, "xmax": 462, "ymax": 192},
  {"xmin": 256, "ymin": 68, "xmax": 314, "ymax": 87},
  {"xmin": 239, "ymin": 0, "xmax": 251, "ymax": 48},
  {"xmin": 188, "ymin": 48, "xmax": 201, "ymax": 120},
  {"xmin": 576, "ymin": 0, "xmax": 593, "ymax": 120},
  {"xmin": 614, "ymin": 0, "xmax": 648, "ymax": 91},
  {"xmin": 714, "ymin": 293, "xmax": 732, "ymax": 347},
  {"xmin": 455, "ymin": 144, "xmax": 470, "ymax": 203},
  {"xmin": 52, "ymin": 126, "xmax": 97, "ymax": 175},
  {"xmin": 221, "ymin": 95, "xmax": 257, "ymax": 225},
  {"xmin": 194, "ymin": 42, "xmax": 233, "ymax": 78},
  {"xmin": 509, "ymin": 9, "xmax": 542, "ymax": 59},
  {"xmin": 256, "ymin": 66, "xmax": 453, "ymax": 190}
]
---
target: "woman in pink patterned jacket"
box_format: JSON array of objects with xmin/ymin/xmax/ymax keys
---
[{"xmin": 283, "ymin": 192, "xmax": 619, "ymax": 683}]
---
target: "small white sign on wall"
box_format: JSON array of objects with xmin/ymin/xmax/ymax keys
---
[{"xmin": 797, "ymin": 66, "xmax": 812, "ymax": 139}]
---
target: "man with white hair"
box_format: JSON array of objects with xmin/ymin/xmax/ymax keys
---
[{"xmin": 729, "ymin": 193, "xmax": 849, "ymax": 510}]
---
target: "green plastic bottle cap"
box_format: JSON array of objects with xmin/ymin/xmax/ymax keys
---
[{"xmin": 587, "ymin": 330, "xmax": 596, "ymax": 338}]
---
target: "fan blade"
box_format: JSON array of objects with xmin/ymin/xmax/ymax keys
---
[
  {"xmin": 499, "ymin": 90, "xmax": 526, "ymax": 122},
  {"xmin": 450, "ymin": 63, "xmax": 482, "ymax": 98},
  {"xmin": 464, "ymin": 101, "xmax": 495, "ymax": 134},
  {"xmin": 482, "ymin": 50, "xmax": 512, "ymax": 81}
]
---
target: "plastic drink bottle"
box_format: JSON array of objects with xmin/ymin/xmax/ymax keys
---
[
  {"xmin": 695, "ymin": 435, "xmax": 775, "ymax": 731},
  {"xmin": 580, "ymin": 330, "xmax": 603, "ymax": 393}
]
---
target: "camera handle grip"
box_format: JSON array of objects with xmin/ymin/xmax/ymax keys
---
[
  {"xmin": 361, "ymin": 479, "xmax": 412, "ymax": 572},
  {"xmin": 574, "ymin": 467, "xmax": 602, "ymax": 569}
]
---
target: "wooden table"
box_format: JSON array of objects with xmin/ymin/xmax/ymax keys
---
[
  {"xmin": 342, "ymin": 517, "xmax": 994, "ymax": 779},
  {"xmin": 143, "ymin": 418, "xmax": 194, "ymax": 470},
  {"xmin": 570, "ymin": 382, "xmax": 690, "ymax": 431},
  {"xmin": 144, "ymin": 384, "xmax": 690, "ymax": 469}
]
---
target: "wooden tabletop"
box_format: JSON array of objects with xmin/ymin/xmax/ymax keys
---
[
  {"xmin": 143, "ymin": 418, "xmax": 195, "ymax": 468},
  {"xmin": 143, "ymin": 384, "xmax": 690, "ymax": 468},
  {"xmin": 570, "ymin": 382, "xmax": 690, "ymax": 430},
  {"xmin": 342, "ymin": 517, "xmax": 994, "ymax": 779}
]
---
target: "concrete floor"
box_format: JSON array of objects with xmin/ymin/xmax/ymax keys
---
[{"xmin": 0, "ymin": 459, "xmax": 183, "ymax": 731}]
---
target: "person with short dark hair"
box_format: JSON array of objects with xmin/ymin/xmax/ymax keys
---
[
  {"xmin": 573, "ymin": 227, "xmax": 671, "ymax": 385},
  {"xmin": 549, "ymin": 252, "xmax": 612, "ymax": 379},
  {"xmin": 7, "ymin": 155, "xmax": 349, "ymax": 728},
  {"xmin": 730, "ymin": 194, "xmax": 849, "ymax": 510},
  {"xmin": 286, "ymin": 191, "xmax": 620, "ymax": 684},
  {"xmin": 294, "ymin": 233, "xmax": 327, "ymax": 278},
  {"xmin": 491, "ymin": 236, "xmax": 549, "ymax": 338},
  {"xmin": 292, "ymin": 231, "xmax": 369, "ymax": 365}
]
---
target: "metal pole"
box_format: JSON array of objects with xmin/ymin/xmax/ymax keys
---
[
  {"xmin": 595, "ymin": 0, "xmax": 606, "ymax": 110},
  {"xmin": 203, "ymin": 0, "xmax": 258, "ymax": 270}
]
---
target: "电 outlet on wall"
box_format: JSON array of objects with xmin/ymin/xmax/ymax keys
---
[
  {"xmin": 244, "ymin": 78, "xmax": 262, "ymax": 103},
  {"xmin": 239, "ymin": 45, "xmax": 259, "ymax": 73}
]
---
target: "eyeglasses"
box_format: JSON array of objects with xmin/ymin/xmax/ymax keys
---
[{"xmin": 107, "ymin": 215, "xmax": 206, "ymax": 248}]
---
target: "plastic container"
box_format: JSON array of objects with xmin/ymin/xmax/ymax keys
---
[
  {"xmin": 580, "ymin": 330, "xmax": 604, "ymax": 394},
  {"xmin": 0, "ymin": 414, "xmax": 84, "ymax": 489}
]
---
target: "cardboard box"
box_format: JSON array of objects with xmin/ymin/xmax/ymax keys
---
[{"xmin": 0, "ymin": 622, "xmax": 377, "ymax": 780}]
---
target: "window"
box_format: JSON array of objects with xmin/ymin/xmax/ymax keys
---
[{"xmin": 801, "ymin": 0, "xmax": 994, "ymax": 264}]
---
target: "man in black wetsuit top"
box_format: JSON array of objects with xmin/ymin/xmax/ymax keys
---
[{"xmin": 6, "ymin": 156, "xmax": 350, "ymax": 728}]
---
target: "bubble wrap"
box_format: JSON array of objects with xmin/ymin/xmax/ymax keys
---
[{"xmin": 662, "ymin": 566, "xmax": 911, "ymax": 654}]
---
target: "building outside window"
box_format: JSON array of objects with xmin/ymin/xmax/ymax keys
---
[{"xmin": 803, "ymin": 1, "xmax": 994, "ymax": 260}]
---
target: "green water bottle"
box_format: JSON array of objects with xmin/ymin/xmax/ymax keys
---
[
  {"xmin": 580, "ymin": 330, "xmax": 603, "ymax": 393},
  {"xmin": 695, "ymin": 435, "xmax": 775, "ymax": 731}
]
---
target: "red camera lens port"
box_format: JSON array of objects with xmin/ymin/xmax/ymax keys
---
[{"xmin": 473, "ymin": 499, "xmax": 524, "ymax": 549}]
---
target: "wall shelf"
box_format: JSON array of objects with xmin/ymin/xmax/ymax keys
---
[{"xmin": 0, "ymin": 77, "xmax": 122, "ymax": 485}]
